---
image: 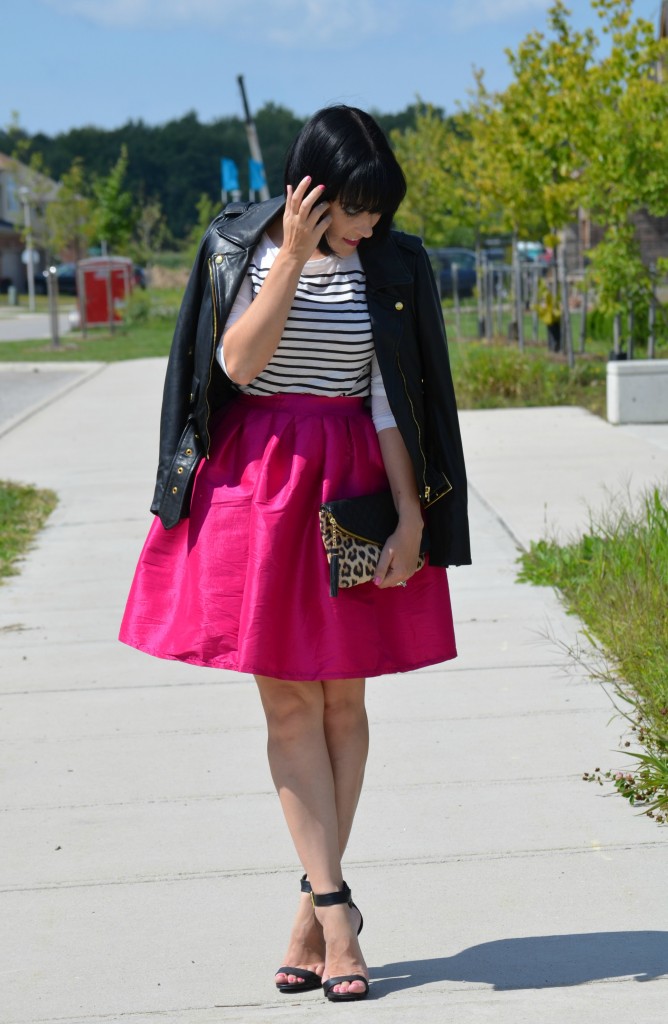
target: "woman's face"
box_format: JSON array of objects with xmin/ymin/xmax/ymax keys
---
[{"xmin": 323, "ymin": 199, "xmax": 381, "ymax": 258}]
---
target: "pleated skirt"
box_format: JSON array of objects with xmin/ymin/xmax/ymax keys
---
[{"xmin": 119, "ymin": 393, "xmax": 457, "ymax": 680}]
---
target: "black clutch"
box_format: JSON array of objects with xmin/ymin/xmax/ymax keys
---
[{"xmin": 319, "ymin": 490, "xmax": 428, "ymax": 597}]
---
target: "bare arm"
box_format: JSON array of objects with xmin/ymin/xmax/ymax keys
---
[
  {"xmin": 223, "ymin": 178, "xmax": 331, "ymax": 385},
  {"xmin": 374, "ymin": 427, "xmax": 424, "ymax": 589}
]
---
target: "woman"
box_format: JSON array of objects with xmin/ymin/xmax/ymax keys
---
[{"xmin": 120, "ymin": 106, "xmax": 470, "ymax": 1002}]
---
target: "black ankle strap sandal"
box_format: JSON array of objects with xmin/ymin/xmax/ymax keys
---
[
  {"xmin": 310, "ymin": 881, "xmax": 353, "ymax": 908},
  {"xmin": 274, "ymin": 874, "xmax": 323, "ymax": 994},
  {"xmin": 310, "ymin": 881, "xmax": 363, "ymax": 935},
  {"xmin": 310, "ymin": 882, "xmax": 368, "ymax": 1002}
]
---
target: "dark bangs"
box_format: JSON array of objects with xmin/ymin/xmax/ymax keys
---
[
  {"xmin": 284, "ymin": 106, "xmax": 407, "ymax": 248},
  {"xmin": 335, "ymin": 155, "xmax": 406, "ymax": 228}
]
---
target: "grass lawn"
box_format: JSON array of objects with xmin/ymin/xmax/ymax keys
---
[
  {"xmin": 0, "ymin": 480, "xmax": 58, "ymax": 583},
  {"xmin": 0, "ymin": 322, "xmax": 174, "ymax": 362},
  {"xmin": 518, "ymin": 488, "xmax": 668, "ymax": 822}
]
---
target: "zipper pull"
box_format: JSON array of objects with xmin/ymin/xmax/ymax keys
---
[
  {"xmin": 329, "ymin": 552, "xmax": 339, "ymax": 597},
  {"xmin": 328, "ymin": 515, "xmax": 340, "ymax": 597}
]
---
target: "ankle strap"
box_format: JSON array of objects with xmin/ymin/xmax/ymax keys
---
[
  {"xmin": 300, "ymin": 873, "xmax": 312, "ymax": 894},
  {"xmin": 311, "ymin": 881, "xmax": 353, "ymax": 908}
]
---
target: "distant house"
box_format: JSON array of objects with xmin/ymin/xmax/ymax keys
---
[{"xmin": 0, "ymin": 152, "xmax": 59, "ymax": 292}]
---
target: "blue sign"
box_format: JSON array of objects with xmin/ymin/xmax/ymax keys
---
[
  {"xmin": 221, "ymin": 158, "xmax": 239, "ymax": 192},
  {"xmin": 249, "ymin": 159, "xmax": 267, "ymax": 191}
]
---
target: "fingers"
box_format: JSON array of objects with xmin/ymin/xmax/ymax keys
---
[
  {"xmin": 287, "ymin": 177, "xmax": 329, "ymax": 222},
  {"xmin": 373, "ymin": 544, "xmax": 393, "ymax": 587},
  {"xmin": 282, "ymin": 177, "xmax": 331, "ymax": 260},
  {"xmin": 373, "ymin": 545, "xmax": 412, "ymax": 589}
]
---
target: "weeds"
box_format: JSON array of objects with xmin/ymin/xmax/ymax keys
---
[
  {"xmin": 449, "ymin": 341, "xmax": 607, "ymax": 417},
  {"xmin": 518, "ymin": 486, "xmax": 668, "ymax": 823},
  {"xmin": 0, "ymin": 481, "xmax": 58, "ymax": 582}
]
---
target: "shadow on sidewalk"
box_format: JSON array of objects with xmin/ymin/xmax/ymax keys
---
[{"xmin": 371, "ymin": 931, "xmax": 668, "ymax": 995}]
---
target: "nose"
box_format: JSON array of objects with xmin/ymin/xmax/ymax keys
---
[{"xmin": 357, "ymin": 214, "xmax": 377, "ymax": 237}]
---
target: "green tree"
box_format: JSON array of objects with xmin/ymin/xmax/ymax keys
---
[
  {"xmin": 457, "ymin": 0, "xmax": 668, "ymax": 345},
  {"xmin": 91, "ymin": 145, "xmax": 136, "ymax": 253},
  {"xmin": 186, "ymin": 192, "xmax": 221, "ymax": 262},
  {"xmin": 45, "ymin": 157, "xmax": 93, "ymax": 261},
  {"xmin": 464, "ymin": 2, "xmax": 596, "ymax": 242},
  {"xmin": 133, "ymin": 198, "xmax": 169, "ymax": 265},
  {"xmin": 575, "ymin": 0, "xmax": 668, "ymax": 317},
  {"xmin": 391, "ymin": 103, "xmax": 475, "ymax": 246}
]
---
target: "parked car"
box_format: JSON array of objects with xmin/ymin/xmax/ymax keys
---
[
  {"xmin": 427, "ymin": 247, "xmax": 478, "ymax": 298},
  {"xmin": 34, "ymin": 263, "xmax": 77, "ymax": 295},
  {"xmin": 35, "ymin": 262, "xmax": 146, "ymax": 295},
  {"xmin": 517, "ymin": 241, "xmax": 551, "ymax": 264}
]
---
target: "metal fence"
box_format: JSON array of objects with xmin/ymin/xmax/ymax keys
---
[{"xmin": 444, "ymin": 254, "xmax": 665, "ymax": 364}]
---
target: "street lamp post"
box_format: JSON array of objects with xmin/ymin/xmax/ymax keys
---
[{"xmin": 18, "ymin": 186, "xmax": 36, "ymax": 313}]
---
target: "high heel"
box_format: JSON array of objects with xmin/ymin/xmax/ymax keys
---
[
  {"xmin": 275, "ymin": 875, "xmax": 323, "ymax": 994},
  {"xmin": 312, "ymin": 883, "xmax": 369, "ymax": 1002}
]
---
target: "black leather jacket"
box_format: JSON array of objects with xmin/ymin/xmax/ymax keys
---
[{"xmin": 151, "ymin": 196, "xmax": 471, "ymax": 566}]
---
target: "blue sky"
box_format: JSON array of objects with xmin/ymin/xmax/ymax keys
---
[{"xmin": 2, "ymin": 0, "xmax": 663, "ymax": 137}]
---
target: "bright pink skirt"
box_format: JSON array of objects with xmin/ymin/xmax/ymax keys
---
[{"xmin": 119, "ymin": 394, "xmax": 456, "ymax": 680}]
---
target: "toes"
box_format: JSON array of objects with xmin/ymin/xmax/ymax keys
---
[{"xmin": 330, "ymin": 978, "xmax": 367, "ymax": 994}]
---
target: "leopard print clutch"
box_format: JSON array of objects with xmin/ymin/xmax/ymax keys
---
[{"xmin": 319, "ymin": 490, "xmax": 428, "ymax": 597}]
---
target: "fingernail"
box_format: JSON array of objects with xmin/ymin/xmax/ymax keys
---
[
  {"xmin": 319, "ymin": 184, "xmax": 326, "ymax": 190},
  {"xmin": 373, "ymin": 577, "xmax": 381, "ymax": 586}
]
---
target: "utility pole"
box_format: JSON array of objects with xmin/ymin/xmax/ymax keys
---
[
  {"xmin": 19, "ymin": 186, "xmax": 37, "ymax": 312},
  {"xmin": 237, "ymin": 74, "xmax": 271, "ymax": 202}
]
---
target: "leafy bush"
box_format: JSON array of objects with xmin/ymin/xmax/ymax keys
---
[{"xmin": 586, "ymin": 299, "xmax": 668, "ymax": 350}]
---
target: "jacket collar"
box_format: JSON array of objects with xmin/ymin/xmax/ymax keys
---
[
  {"xmin": 214, "ymin": 195, "xmax": 413, "ymax": 291},
  {"xmin": 214, "ymin": 196, "xmax": 284, "ymax": 249},
  {"xmin": 359, "ymin": 233, "xmax": 412, "ymax": 292}
]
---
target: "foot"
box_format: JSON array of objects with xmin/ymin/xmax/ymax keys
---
[
  {"xmin": 316, "ymin": 902, "xmax": 368, "ymax": 997},
  {"xmin": 275, "ymin": 892, "xmax": 326, "ymax": 989}
]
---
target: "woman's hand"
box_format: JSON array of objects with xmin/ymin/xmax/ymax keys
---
[
  {"xmin": 281, "ymin": 177, "xmax": 331, "ymax": 264},
  {"xmin": 373, "ymin": 517, "xmax": 424, "ymax": 590}
]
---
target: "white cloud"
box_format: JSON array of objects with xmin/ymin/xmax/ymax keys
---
[
  {"xmin": 447, "ymin": 0, "xmax": 551, "ymax": 31},
  {"xmin": 40, "ymin": 0, "xmax": 401, "ymax": 44}
]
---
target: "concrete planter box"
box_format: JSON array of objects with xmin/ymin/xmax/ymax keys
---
[{"xmin": 606, "ymin": 358, "xmax": 668, "ymax": 424}]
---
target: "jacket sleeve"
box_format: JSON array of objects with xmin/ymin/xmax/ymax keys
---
[
  {"xmin": 412, "ymin": 244, "xmax": 472, "ymax": 566},
  {"xmin": 150, "ymin": 234, "xmax": 210, "ymax": 516}
]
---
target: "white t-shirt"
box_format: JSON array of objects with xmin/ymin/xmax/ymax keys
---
[{"xmin": 217, "ymin": 233, "xmax": 396, "ymax": 432}]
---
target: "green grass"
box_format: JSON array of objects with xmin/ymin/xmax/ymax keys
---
[
  {"xmin": 0, "ymin": 322, "xmax": 173, "ymax": 362},
  {"xmin": 517, "ymin": 487, "xmax": 668, "ymax": 822},
  {"xmin": 449, "ymin": 339, "xmax": 608, "ymax": 417},
  {"xmin": 0, "ymin": 480, "xmax": 58, "ymax": 583},
  {"xmin": 2, "ymin": 294, "xmax": 76, "ymax": 315},
  {"xmin": 0, "ymin": 288, "xmax": 179, "ymax": 363}
]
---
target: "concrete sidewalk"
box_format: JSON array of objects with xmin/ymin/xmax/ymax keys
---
[{"xmin": 0, "ymin": 360, "xmax": 666, "ymax": 1024}]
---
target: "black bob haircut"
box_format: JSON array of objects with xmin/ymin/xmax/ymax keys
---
[{"xmin": 283, "ymin": 105, "xmax": 407, "ymax": 256}]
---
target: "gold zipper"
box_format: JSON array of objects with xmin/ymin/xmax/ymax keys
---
[
  {"xmin": 204, "ymin": 258, "xmax": 219, "ymax": 458},
  {"xmin": 422, "ymin": 482, "xmax": 452, "ymax": 509},
  {"xmin": 396, "ymin": 354, "xmax": 429, "ymax": 505},
  {"xmin": 328, "ymin": 514, "xmax": 379, "ymax": 547}
]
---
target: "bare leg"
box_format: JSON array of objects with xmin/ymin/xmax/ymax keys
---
[
  {"xmin": 255, "ymin": 675, "xmax": 369, "ymax": 995},
  {"xmin": 322, "ymin": 678, "xmax": 369, "ymax": 854}
]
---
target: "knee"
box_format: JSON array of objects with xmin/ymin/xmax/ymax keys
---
[
  {"xmin": 259, "ymin": 682, "xmax": 323, "ymax": 741},
  {"xmin": 323, "ymin": 688, "xmax": 367, "ymax": 729}
]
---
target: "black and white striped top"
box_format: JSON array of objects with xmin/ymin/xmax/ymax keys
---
[{"xmin": 217, "ymin": 233, "xmax": 396, "ymax": 430}]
